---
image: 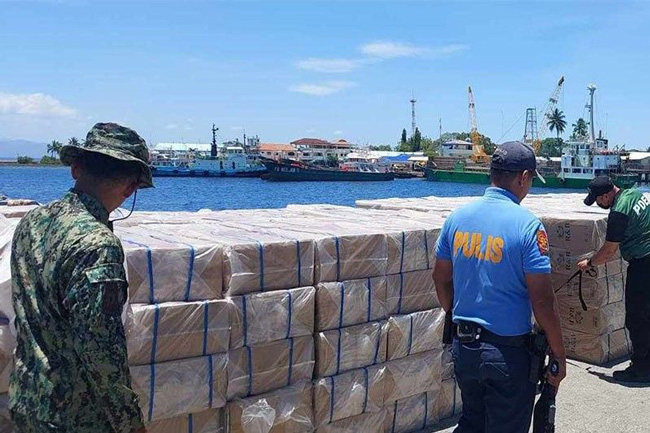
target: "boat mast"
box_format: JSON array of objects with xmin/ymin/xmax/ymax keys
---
[
  {"xmin": 586, "ymin": 84, "xmax": 596, "ymax": 143},
  {"xmin": 211, "ymin": 124, "xmax": 219, "ymax": 157}
]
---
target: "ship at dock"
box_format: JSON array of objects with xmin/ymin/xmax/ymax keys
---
[
  {"xmin": 425, "ymin": 81, "xmax": 637, "ymax": 189},
  {"xmin": 260, "ymin": 158, "xmax": 395, "ymax": 182},
  {"xmin": 149, "ymin": 125, "xmax": 266, "ymax": 178}
]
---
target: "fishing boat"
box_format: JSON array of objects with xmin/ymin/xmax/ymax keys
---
[
  {"xmin": 426, "ymin": 84, "xmax": 637, "ymax": 189},
  {"xmin": 261, "ymin": 158, "xmax": 395, "ymax": 182}
]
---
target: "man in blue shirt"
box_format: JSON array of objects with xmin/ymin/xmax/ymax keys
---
[{"xmin": 433, "ymin": 141, "xmax": 566, "ymax": 433}]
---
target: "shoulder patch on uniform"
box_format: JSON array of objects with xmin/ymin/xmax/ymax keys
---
[
  {"xmin": 536, "ymin": 230, "xmax": 549, "ymax": 256},
  {"xmin": 102, "ymin": 281, "xmax": 125, "ymax": 315}
]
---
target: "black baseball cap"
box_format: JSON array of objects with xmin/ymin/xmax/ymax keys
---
[
  {"xmin": 491, "ymin": 141, "xmax": 545, "ymax": 183},
  {"xmin": 584, "ymin": 176, "xmax": 614, "ymax": 206}
]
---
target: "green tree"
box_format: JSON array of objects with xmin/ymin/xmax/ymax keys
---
[
  {"xmin": 539, "ymin": 138, "xmax": 564, "ymax": 157},
  {"xmin": 547, "ymin": 108, "xmax": 567, "ymax": 155},
  {"xmin": 47, "ymin": 140, "xmax": 63, "ymax": 157},
  {"xmin": 68, "ymin": 137, "xmax": 81, "ymax": 147},
  {"xmin": 17, "ymin": 156, "xmax": 35, "ymax": 164},
  {"xmin": 400, "ymin": 129, "xmax": 407, "ymax": 146},
  {"xmin": 326, "ymin": 154, "xmax": 339, "ymax": 167},
  {"xmin": 40, "ymin": 155, "xmax": 62, "ymax": 165},
  {"xmin": 571, "ymin": 118, "xmax": 588, "ymax": 140},
  {"xmin": 410, "ymin": 127, "xmax": 422, "ymax": 152},
  {"xmin": 369, "ymin": 145, "xmax": 393, "ymax": 151},
  {"xmin": 420, "ymin": 136, "xmax": 439, "ymax": 156}
]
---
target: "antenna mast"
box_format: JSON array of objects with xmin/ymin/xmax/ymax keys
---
[
  {"xmin": 586, "ymin": 84, "xmax": 597, "ymax": 143},
  {"xmin": 410, "ymin": 93, "xmax": 417, "ymax": 137},
  {"xmin": 211, "ymin": 124, "xmax": 219, "ymax": 157}
]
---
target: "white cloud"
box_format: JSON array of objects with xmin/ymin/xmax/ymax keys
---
[
  {"xmin": 360, "ymin": 41, "xmax": 426, "ymax": 59},
  {"xmin": 296, "ymin": 58, "xmax": 363, "ymax": 73},
  {"xmin": 165, "ymin": 123, "xmax": 178, "ymax": 130},
  {"xmin": 429, "ymin": 44, "xmax": 469, "ymax": 58},
  {"xmin": 289, "ymin": 81, "xmax": 356, "ymax": 96},
  {"xmin": 0, "ymin": 92, "xmax": 76, "ymax": 117}
]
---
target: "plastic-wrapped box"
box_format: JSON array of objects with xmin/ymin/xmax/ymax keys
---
[
  {"xmin": 228, "ymin": 382, "xmax": 314, "ymax": 433},
  {"xmin": 386, "ymin": 308, "xmax": 445, "ymax": 361},
  {"xmin": 314, "ymin": 321, "xmax": 388, "ymax": 378},
  {"xmin": 385, "ymin": 391, "xmax": 437, "ymax": 433},
  {"xmin": 227, "ymin": 336, "xmax": 314, "ymax": 400},
  {"xmin": 222, "ymin": 237, "xmax": 316, "ymax": 296},
  {"xmin": 315, "ymin": 277, "xmax": 387, "ymax": 331},
  {"xmin": 230, "ymin": 287, "xmax": 315, "ymax": 348},
  {"xmin": 315, "ymin": 409, "xmax": 388, "ymax": 433},
  {"xmin": 126, "ymin": 300, "xmax": 231, "ymax": 365},
  {"xmin": 549, "ymin": 248, "xmax": 624, "ymax": 278},
  {"xmin": 0, "ymin": 393, "xmax": 11, "ymax": 433},
  {"xmin": 384, "ymin": 350, "xmax": 443, "ymax": 404},
  {"xmin": 130, "ymin": 353, "xmax": 228, "ymax": 423},
  {"xmin": 116, "ymin": 227, "xmax": 224, "ymax": 303},
  {"xmin": 552, "ymin": 272, "xmax": 625, "ymax": 308},
  {"xmin": 145, "ymin": 408, "xmax": 225, "ymax": 433},
  {"xmin": 386, "ymin": 270, "xmax": 440, "ymax": 315},
  {"xmin": 441, "ymin": 347, "xmax": 455, "ymax": 381},
  {"xmin": 564, "ymin": 327, "xmax": 632, "ymax": 365},
  {"xmin": 558, "ymin": 301, "xmax": 625, "ymax": 335},
  {"xmin": 313, "ymin": 365, "xmax": 385, "ymax": 427},
  {"xmin": 433, "ymin": 377, "xmax": 462, "ymax": 422},
  {"xmin": 0, "ymin": 321, "xmax": 13, "ymax": 394},
  {"xmin": 314, "ymin": 233, "xmax": 388, "ymax": 283},
  {"xmin": 384, "ymin": 229, "xmax": 435, "ymax": 275}
]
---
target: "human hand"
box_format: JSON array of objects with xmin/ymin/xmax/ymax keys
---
[
  {"xmin": 546, "ymin": 357, "xmax": 566, "ymax": 391},
  {"xmin": 577, "ymin": 259, "xmax": 591, "ymax": 271}
]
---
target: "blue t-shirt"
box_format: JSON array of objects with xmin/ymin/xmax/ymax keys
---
[{"xmin": 435, "ymin": 187, "xmax": 551, "ymax": 336}]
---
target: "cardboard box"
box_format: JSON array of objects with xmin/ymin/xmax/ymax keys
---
[
  {"xmin": 552, "ymin": 272, "xmax": 625, "ymax": 309},
  {"xmin": 145, "ymin": 408, "xmax": 224, "ymax": 433},
  {"xmin": 383, "ymin": 350, "xmax": 443, "ymax": 404},
  {"xmin": 386, "ymin": 270, "xmax": 440, "ymax": 315},
  {"xmin": 315, "ymin": 410, "xmax": 388, "ymax": 433},
  {"xmin": 386, "ymin": 308, "xmax": 445, "ymax": 361},
  {"xmin": 564, "ymin": 328, "xmax": 632, "ymax": 365},
  {"xmin": 558, "ymin": 301, "xmax": 625, "ymax": 335},
  {"xmin": 316, "ymin": 277, "xmax": 388, "ymax": 331}
]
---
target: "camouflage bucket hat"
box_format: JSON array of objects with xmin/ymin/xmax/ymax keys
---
[{"xmin": 60, "ymin": 122, "xmax": 154, "ymax": 188}]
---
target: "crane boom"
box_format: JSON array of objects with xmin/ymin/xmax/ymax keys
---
[
  {"xmin": 467, "ymin": 85, "xmax": 489, "ymax": 163},
  {"xmin": 468, "ymin": 86, "xmax": 478, "ymax": 133},
  {"xmin": 538, "ymin": 76, "xmax": 565, "ymax": 140}
]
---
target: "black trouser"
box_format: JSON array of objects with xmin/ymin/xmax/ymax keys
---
[{"xmin": 626, "ymin": 256, "xmax": 650, "ymax": 371}]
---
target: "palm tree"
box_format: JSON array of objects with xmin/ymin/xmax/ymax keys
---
[
  {"xmin": 547, "ymin": 109, "xmax": 567, "ymax": 155},
  {"xmin": 47, "ymin": 140, "xmax": 63, "ymax": 157},
  {"xmin": 68, "ymin": 137, "xmax": 81, "ymax": 147},
  {"xmin": 571, "ymin": 118, "xmax": 588, "ymax": 140}
]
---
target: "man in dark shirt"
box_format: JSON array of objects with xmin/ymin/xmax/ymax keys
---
[{"xmin": 578, "ymin": 176, "xmax": 650, "ymax": 383}]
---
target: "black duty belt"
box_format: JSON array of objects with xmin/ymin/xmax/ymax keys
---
[{"xmin": 455, "ymin": 320, "xmax": 530, "ymax": 347}]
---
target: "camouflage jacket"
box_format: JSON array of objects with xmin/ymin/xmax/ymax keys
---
[{"xmin": 9, "ymin": 189, "xmax": 143, "ymax": 432}]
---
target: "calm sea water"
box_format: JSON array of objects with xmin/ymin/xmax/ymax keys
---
[{"xmin": 1, "ymin": 166, "xmax": 584, "ymax": 212}]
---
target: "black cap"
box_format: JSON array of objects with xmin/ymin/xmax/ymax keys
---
[
  {"xmin": 584, "ymin": 176, "xmax": 614, "ymax": 206},
  {"xmin": 491, "ymin": 141, "xmax": 545, "ymax": 183}
]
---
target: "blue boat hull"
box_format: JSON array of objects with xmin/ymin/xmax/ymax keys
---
[{"xmin": 151, "ymin": 166, "xmax": 267, "ymax": 178}]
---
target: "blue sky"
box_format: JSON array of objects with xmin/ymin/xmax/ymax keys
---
[{"xmin": 1, "ymin": 1, "xmax": 649, "ymax": 148}]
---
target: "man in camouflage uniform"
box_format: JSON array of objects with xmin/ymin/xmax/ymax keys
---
[{"xmin": 9, "ymin": 123, "xmax": 154, "ymax": 432}]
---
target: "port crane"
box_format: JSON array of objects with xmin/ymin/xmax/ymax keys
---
[
  {"xmin": 468, "ymin": 86, "xmax": 489, "ymax": 163},
  {"xmin": 530, "ymin": 76, "xmax": 565, "ymax": 153}
]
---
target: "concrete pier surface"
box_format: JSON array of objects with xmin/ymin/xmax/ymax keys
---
[{"xmin": 433, "ymin": 358, "xmax": 650, "ymax": 433}]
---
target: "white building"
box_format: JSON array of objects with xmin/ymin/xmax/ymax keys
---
[{"xmin": 290, "ymin": 138, "xmax": 353, "ymax": 162}]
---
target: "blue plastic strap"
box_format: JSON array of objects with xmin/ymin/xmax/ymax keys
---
[
  {"xmin": 372, "ymin": 324, "xmax": 382, "ymax": 365},
  {"xmin": 338, "ymin": 283, "xmax": 346, "ymax": 328},
  {"xmin": 335, "ymin": 237, "xmax": 341, "ymax": 281},
  {"xmin": 366, "ymin": 278, "xmax": 372, "ymax": 323},
  {"xmin": 329, "ymin": 375, "xmax": 335, "ymax": 424},
  {"xmin": 123, "ymin": 239, "xmax": 155, "ymax": 303},
  {"xmin": 400, "ymin": 232, "xmax": 405, "ymax": 273},
  {"xmin": 452, "ymin": 380, "xmax": 457, "ymax": 415},
  {"xmin": 397, "ymin": 273, "xmax": 404, "ymax": 314},
  {"xmin": 183, "ymin": 245, "xmax": 196, "ymax": 302},
  {"xmin": 242, "ymin": 296, "xmax": 249, "ymax": 347},
  {"xmin": 208, "ymin": 355, "xmax": 214, "ymax": 408},
  {"xmin": 0, "ymin": 317, "xmax": 9, "ymax": 325},
  {"xmin": 422, "ymin": 392, "xmax": 429, "ymax": 429},
  {"xmin": 246, "ymin": 346, "xmax": 253, "ymax": 397},
  {"xmin": 286, "ymin": 291, "xmax": 293, "ymax": 340},
  {"xmin": 188, "ymin": 413, "xmax": 194, "ymax": 433},
  {"xmin": 336, "ymin": 328, "xmax": 343, "ymax": 375},
  {"xmin": 287, "ymin": 337, "xmax": 294, "ymax": 386},
  {"xmin": 362, "ymin": 367, "xmax": 369, "ymax": 413},
  {"xmin": 258, "ymin": 241, "xmax": 265, "ymax": 291},
  {"xmin": 390, "ymin": 400, "xmax": 398, "ymax": 433},
  {"xmin": 150, "ymin": 304, "xmax": 161, "ymax": 364},
  {"xmin": 296, "ymin": 240, "xmax": 302, "ymax": 287},
  {"xmin": 424, "ymin": 231, "xmax": 430, "ymax": 269},
  {"xmin": 407, "ymin": 315, "xmax": 414, "ymax": 356},
  {"xmin": 147, "ymin": 363, "xmax": 156, "ymax": 422},
  {"xmin": 202, "ymin": 301, "xmax": 209, "ymax": 356}
]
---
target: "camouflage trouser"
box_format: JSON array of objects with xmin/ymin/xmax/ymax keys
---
[{"xmin": 11, "ymin": 411, "xmax": 65, "ymax": 433}]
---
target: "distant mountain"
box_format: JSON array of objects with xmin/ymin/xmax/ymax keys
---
[{"xmin": 0, "ymin": 139, "xmax": 49, "ymax": 159}]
